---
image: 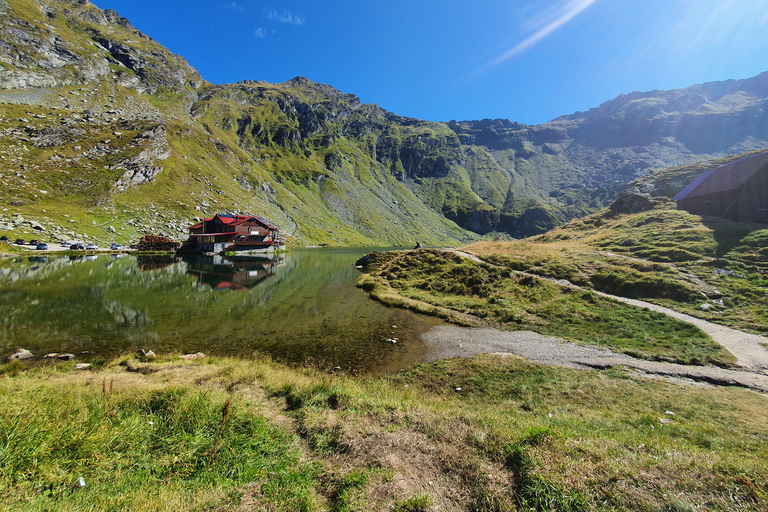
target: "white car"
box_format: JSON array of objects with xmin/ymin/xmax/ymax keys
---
[{"xmin": 85, "ymin": 243, "xmax": 99, "ymax": 250}]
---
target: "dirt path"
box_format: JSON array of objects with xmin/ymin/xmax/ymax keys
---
[
  {"xmin": 591, "ymin": 292, "xmax": 768, "ymax": 372},
  {"xmin": 421, "ymin": 325, "xmax": 768, "ymax": 393},
  {"xmin": 431, "ymin": 249, "xmax": 768, "ymax": 392}
]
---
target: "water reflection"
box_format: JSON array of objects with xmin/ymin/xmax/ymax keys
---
[
  {"xmin": 137, "ymin": 254, "xmax": 179, "ymax": 271},
  {"xmin": 0, "ymin": 249, "xmax": 441, "ymax": 375},
  {"xmin": 184, "ymin": 254, "xmax": 284, "ymax": 291}
]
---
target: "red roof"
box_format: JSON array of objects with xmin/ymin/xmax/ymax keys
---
[
  {"xmin": 189, "ymin": 232, "xmax": 237, "ymax": 237},
  {"xmin": 189, "ymin": 214, "xmax": 278, "ymax": 232}
]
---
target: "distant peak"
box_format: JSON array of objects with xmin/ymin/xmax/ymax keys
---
[{"xmin": 285, "ymin": 76, "xmax": 314, "ymax": 86}]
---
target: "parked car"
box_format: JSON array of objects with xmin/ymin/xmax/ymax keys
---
[
  {"xmin": 110, "ymin": 243, "xmax": 124, "ymax": 250},
  {"xmin": 14, "ymin": 239, "xmax": 25, "ymax": 245},
  {"xmin": 28, "ymin": 239, "xmax": 40, "ymax": 246},
  {"xmin": 70, "ymin": 243, "xmax": 85, "ymax": 250},
  {"xmin": 36, "ymin": 243, "xmax": 48, "ymax": 250},
  {"xmin": 85, "ymin": 243, "xmax": 98, "ymax": 250},
  {"xmin": 0, "ymin": 236, "xmax": 8, "ymax": 242}
]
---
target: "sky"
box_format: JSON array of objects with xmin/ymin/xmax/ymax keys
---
[{"xmin": 91, "ymin": 0, "xmax": 768, "ymax": 125}]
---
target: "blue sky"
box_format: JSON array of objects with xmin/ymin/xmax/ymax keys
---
[{"xmin": 93, "ymin": 0, "xmax": 768, "ymax": 125}]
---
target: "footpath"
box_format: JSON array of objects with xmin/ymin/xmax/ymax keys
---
[{"xmin": 426, "ymin": 250, "xmax": 768, "ymax": 392}]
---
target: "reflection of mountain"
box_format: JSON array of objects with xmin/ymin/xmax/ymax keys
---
[{"xmin": 184, "ymin": 254, "xmax": 285, "ymax": 291}]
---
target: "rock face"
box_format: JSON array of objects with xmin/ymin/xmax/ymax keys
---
[
  {"xmin": 0, "ymin": 0, "xmax": 767, "ymax": 244},
  {"xmin": 113, "ymin": 123, "xmax": 170, "ymax": 191}
]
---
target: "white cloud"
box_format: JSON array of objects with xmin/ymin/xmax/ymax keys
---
[
  {"xmin": 254, "ymin": 27, "xmax": 267, "ymax": 38},
  {"xmin": 262, "ymin": 8, "xmax": 305, "ymax": 25},
  {"xmin": 223, "ymin": 1, "xmax": 243, "ymax": 12},
  {"xmin": 493, "ymin": 0, "xmax": 598, "ymax": 65}
]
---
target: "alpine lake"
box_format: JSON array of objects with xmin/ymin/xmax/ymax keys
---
[{"xmin": 1, "ymin": 248, "xmax": 444, "ymax": 375}]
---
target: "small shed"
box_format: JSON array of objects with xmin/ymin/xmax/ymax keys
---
[{"xmin": 673, "ymin": 151, "xmax": 768, "ymax": 223}]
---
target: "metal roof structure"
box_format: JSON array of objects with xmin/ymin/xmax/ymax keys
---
[{"xmin": 673, "ymin": 151, "xmax": 768, "ymax": 201}]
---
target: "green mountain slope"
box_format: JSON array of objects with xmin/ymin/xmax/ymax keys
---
[{"xmin": 1, "ymin": 0, "xmax": 767, "ymax": 246}]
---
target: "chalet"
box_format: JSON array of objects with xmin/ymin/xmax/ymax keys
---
[
  {"xmin": 673, "ymin": 151, "xmax": 768, "ymax": 224},
  {"xmin": 187, "ymin": 214, "xmax": 283, "ymax": 253}
]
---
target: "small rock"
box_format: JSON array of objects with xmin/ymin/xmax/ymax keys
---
[
  {"xmin": 75, "ymin": 363, "xmax": 91, "ymax": 370},
  {"xmin": 179, "ymin": 352, "xmax": 205, "ymax": 360},
  {"xmin": 43, "ymin": 353, "xmax": 59, "ymax": 359},
  {"xmin": 665, "ymin": 411, "xmax": 676, "ymax": 416},
  {"xmin": 455, "ymin": 387, "xmax": 462, "ymax": 392},
  {"xmin": 57, "ymin": 353, "xmax": 76, "ymax": 361},
  {"xmin": 700, "ymin": 303, "xmax": 713, "ymax": 311},
  {"xmin": 7, "ymin": 348, "xmax": 33, "ymax": 361},
  {"xmin": 144, "ymin": 350, "xmax": 156, "ymax": 358}
]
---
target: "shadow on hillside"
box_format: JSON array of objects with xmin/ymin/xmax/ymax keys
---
[{"xmin": 698, "ymin": 215, "xmax": 767, "ymax": 259}]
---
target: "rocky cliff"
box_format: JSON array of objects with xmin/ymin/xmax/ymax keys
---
[{"xmin": 0, "ymin": 0, "xmax": 766, "ymax": 246}]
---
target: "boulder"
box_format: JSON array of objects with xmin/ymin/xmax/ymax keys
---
[
  {"xmin": 179, "ymin": 352, "xmax": 205, "ymax": 360},
  {"xmin": 7, "ymin": 349, "xmax": 33, "ymax": 361}
]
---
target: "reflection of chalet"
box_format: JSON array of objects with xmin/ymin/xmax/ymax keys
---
[
  {"xmin": 674, "ymin": 151, "xmax": 768, "ymax": 224},
  {"xmin": 185, "ymin": 254, "xmax": 284, "ymax": 290},
  {"xmin": 187, "ymin": 214, "xmax": 284, "ymax": 254}
]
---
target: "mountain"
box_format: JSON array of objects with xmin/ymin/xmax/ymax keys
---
[{"xmin": 1, "ymin": 0, "xmax": 767, "ymax": 246}]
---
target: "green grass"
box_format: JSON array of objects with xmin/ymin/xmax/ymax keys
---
[
  {"xmin": 359, "ymin": 249, "xmax": 734, "ymax": 366},
  {"xmin": 466, "ymin": 204, "xmax": 768, "ymax": 334},
  {"xmin": 0, "ymin": 361, "xmax": 322, "ymax": 511},
  {"xmin": 2, "ymin": 354, "xmax": 766, "ymax": 510}
]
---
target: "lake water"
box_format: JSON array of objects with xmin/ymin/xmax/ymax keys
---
[{"xmin": 0, "ymin": 248, "xmax": 443, "ymax": 375}]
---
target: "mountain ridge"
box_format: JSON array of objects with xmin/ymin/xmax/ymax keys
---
[{"xmin": 0, "ymin": 0, "xmax": 766, "ymax": 246}]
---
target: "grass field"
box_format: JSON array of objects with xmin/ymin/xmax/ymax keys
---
[{"xmin": 0, "ymin": 355, "xmax": 766, "ymax": 511}]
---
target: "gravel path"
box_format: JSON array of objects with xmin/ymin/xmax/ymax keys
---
[
  {"xmin": 421, "ymin": 326, "xmax": 768, "ymax": 393},
  {"xmin": 592, "ymin": 292, "xmax": 768, "ymax": 372},
  {"xmin": 424, "ymin": 249, "xmax": 768, "ymax": 392}
]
